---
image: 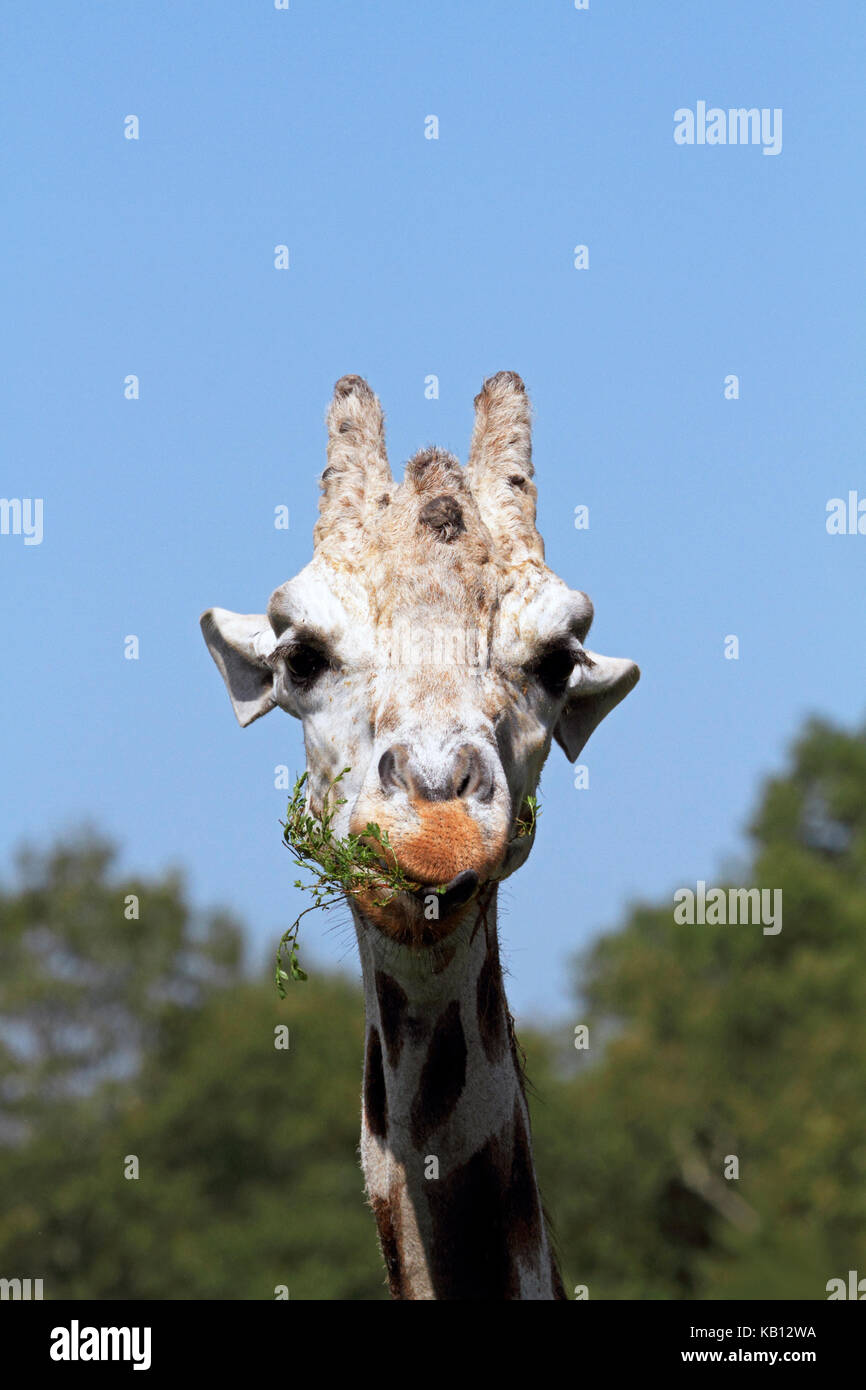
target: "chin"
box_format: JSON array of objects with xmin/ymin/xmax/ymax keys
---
[{"xmin": 353, "ymin": 867, "xmax": 487, "ymax": 948}]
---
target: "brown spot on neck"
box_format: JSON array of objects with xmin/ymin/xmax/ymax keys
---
[
  {"xmin": 509, "ymin": 1098, "xmax": 543, "ymax": 1249},
  {"xmin": 422, "ymin": 1105, "xmax": 549, "ymax": 1299},
  {"xmin": 370, "ymin": 1195, "xmax": 405, "ymax": 1299},
  {"xmin": 410, "ymin": 1000, "xmax": 467, "ymax": 1148},
  {"xmin": 375, "ymin": 971, "xmax": 409, "ymax": 1069},
  {"xmin": 476, "ymin": 934, "xmax": 508, "ymax": 1064},
  {"xmin": 364, "ymin": 1027, "xmax": 388, "ymax": 1139},
  {"xmin": 425, "ymin": 1139, "xmax": 513, "ymax": 1299}
]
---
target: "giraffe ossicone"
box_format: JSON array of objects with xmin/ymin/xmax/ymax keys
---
[{"xmin": 201, "ymin": 371, "xmax": 639, "ymax": 1299}]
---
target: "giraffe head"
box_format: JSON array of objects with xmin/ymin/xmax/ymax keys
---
[{"xmin": 201, "ymin": 373, "xmax": 639, "ymax": 945}]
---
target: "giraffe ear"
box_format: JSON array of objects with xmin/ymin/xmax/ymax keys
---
[
  {"xmin": 554, "ymin": 652, "xmax": 640, "ymax": 762},
  {"xmin": 200, "ymin": 608, "xmax": 278, "ymax": 728}
]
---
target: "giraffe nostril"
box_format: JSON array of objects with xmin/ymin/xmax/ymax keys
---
[
  {"xmin": 453, "ymin": 745, "xmax": 494, "ymax": 803},
  {"xmin": 378, "ymin": 745, "xmax": 411, "ymax": 795}
]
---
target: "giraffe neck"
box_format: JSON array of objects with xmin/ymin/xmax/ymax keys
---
[{"xmin": 353, "ymin": 886, "xmax": 564, "ymax": 1300}]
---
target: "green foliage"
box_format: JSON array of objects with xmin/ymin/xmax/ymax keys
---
[
  {"xmin": 0, "ymin": 837, "xmax": 385, "ymax": 1299},
  {"xmin": 0, "ymin": 831, "xmax": 241, "ymax": 1136},
  {"xmin": 276, "ymin": 769, "xmax": 424, "ymax": 993},
  {"xmin": 516, "ymin": 793, "xmax": 540, "ymax": 839},
  {"xmin": 529, "ymin": 716, "xmax": 866, "ymax": 1298}
]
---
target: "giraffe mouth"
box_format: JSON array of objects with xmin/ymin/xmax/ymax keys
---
[
  {"xmin": 410, "ymin": 868, "xmax": 480, "ymax": 915},
  {"xmin": 354, "ymin": 862, "xmax": 483, "ymax": 945}
]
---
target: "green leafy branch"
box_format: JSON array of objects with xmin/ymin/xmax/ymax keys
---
[
  {"xmin": 515, "ymin": 793, "xmax": 540, "ymax": 839},
  {"xmin": 275, "ymin": 769, "xmax": 421, "ymax": 996},
  {"xmin": 274, "ymin": 770, "xmax": 541, "ymax": 996}
]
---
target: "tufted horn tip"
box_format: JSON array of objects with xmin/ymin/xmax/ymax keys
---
[
  {"xmin": 316, "ymin": 377, "xmax": 392, "ymax": 563},
  {"xmin": 466, "ymin": 370, "xmax": 541, "ymax": 563},
  {"xmin": 333, "ymin": 373, "xmax": 375, "ymax": 401},
  {"xmin": 473, "ymin": 371, "xmax": 527, "ymax": 408}
]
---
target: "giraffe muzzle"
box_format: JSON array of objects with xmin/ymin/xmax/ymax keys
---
[
  {"xmin": 353, "ymin": 796, "xmax": 506, "ymax": 888},
  {"xmin": 348, "ymin": 739, "xmax": 512, "ymax": 940}
]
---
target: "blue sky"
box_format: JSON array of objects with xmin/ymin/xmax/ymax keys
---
[{"xmin": 2, "ymin": 1, "xmax": 864, "ymax": 1019}]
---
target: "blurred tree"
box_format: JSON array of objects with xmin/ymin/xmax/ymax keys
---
[
  {"xmin": 529, "ymin": 716, "xmax": 866, "ymax": 1299},
  {"xmin": 0, "ymin": 831, "xmax": 242, "ymax": 1141},
  {"xmin": 0, "ymin": 834, "xmax": 385, "ymax": 1299}
]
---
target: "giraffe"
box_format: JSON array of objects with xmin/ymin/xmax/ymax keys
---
[{"xmin": 200, "ymin": 372, "xmax": 639, "ymax": 1299}]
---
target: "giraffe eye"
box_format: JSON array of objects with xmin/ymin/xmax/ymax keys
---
[
  {"xmin": 283, "ymin": 643, "xmax": 328, "ymax": 687},
  {"xmin": 534, "ymin": 647, "xmax": 576, "ymax": 697}
]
